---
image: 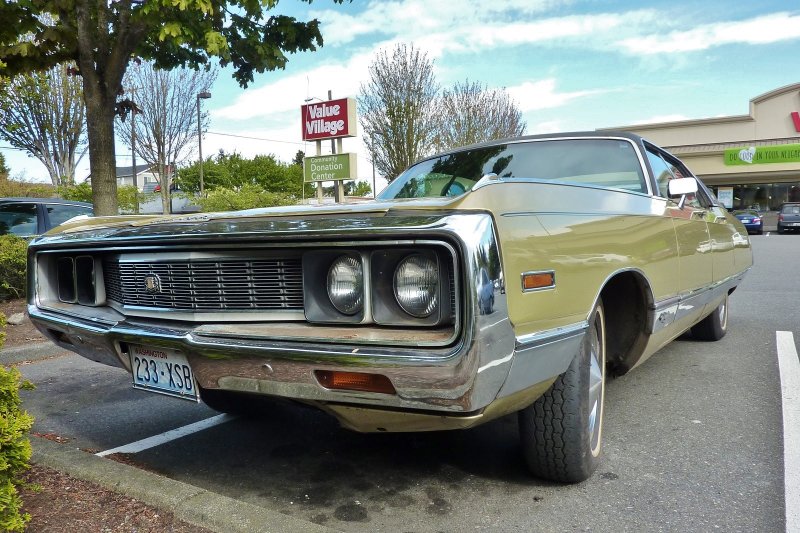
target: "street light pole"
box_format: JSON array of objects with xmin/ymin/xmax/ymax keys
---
[{"xmin": 197, "ymin": 91, "xmax": 211, "ymax": 197}]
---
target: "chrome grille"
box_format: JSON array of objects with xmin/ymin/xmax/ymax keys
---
[{"xmin": 104, "ymin": 258, "xmax": 303, "ymax": 311}]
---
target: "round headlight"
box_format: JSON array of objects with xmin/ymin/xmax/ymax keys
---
[
  {"xmin": 393, "ymin": 254, "xmax": 439, "ymax": 318},
  {"xmin": 327, "ymin": 256, "xmax": 363, "ymax": 315}
]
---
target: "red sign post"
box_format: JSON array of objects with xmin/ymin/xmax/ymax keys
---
[{"xmin": 301, "ymin": 97, "xmax": 357, "ymax": 141}]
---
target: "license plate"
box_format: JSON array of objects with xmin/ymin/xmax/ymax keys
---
[
  {"xmin": 791, "ymin": 222, "xmax": 800, "ymax": 227},
  {"xmin": 741, "ymin": 219, "xmax": 751, "ymax": 223},
  {"xmin": 129, "ymin": 344, "xmax": 199, "ymax": 401}
]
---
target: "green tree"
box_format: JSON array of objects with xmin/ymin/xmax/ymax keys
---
[
  {"xmin": 358, "ymin": 44, "xmax": 438, "ymax": 182},
  {"xmin": 0, "ymin": 64, "xmax": 86, "ymax": 185},
  {"xmin": 176, "ymin": 152, "xmax": 311, "ymax": 197},
  {"xmin": 0, "ymin": 0, "xmax": 344, "ymax": 216},
  {"xmin": 0, "ymin": 153, "xmax": 8, "ymax": 180},
  {"xmin": 434, "ymin": 80, "xmax": 526, "ymax": 152}
]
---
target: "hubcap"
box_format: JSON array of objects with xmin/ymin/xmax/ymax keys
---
[{"xmin": 587, "ymin": 313, "xmax": 604, "ymax": 454}]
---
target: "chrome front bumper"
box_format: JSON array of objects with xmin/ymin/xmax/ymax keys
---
[{"xmin": 27, "ymin": 212, "xmax": 586, "ymax": 430}]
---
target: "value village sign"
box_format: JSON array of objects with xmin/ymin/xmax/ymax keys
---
[
  {"xmin": 300, "ymin": 97, "xmax": 357, "ymax": 141},
  {"xmin": 301, "ymin": 97, "xmax": 358, "ymax": 184}
]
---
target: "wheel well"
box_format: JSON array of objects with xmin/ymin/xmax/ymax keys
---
[{"xmin": 599, "ymin": 272, "xmax": 651, "ymax": 376}]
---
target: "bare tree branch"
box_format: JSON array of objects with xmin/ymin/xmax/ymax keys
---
[
  {"xmin": 116, "ymin": 62, "xmax": 217, "ymax": 213},
  {"xmin": 358, "ymin": 44, "xmax": 438, "ymax": 182},
  {"xmin": 433, "ymin": 80, "xmax": 526, "ymax": 152},
  {"xmin": 0, "ymin": 64, "xmax": 87, "ymax": 185}
]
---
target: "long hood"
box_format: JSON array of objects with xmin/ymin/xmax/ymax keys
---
[{"xmin": 30, "ymin": 197, "xmax": 478, "ymax": 248}]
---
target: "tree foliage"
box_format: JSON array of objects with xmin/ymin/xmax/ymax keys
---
[
  {"xmin": 59, "ymin": 182, "xmax": 140, "ymax": 213},
  {"xmin": 116, "ymin": 61, "xmax": 217, "ymax": 214},
  {"xmin": 358, "ymin": 44, "xmax": 439, "ymax": 182},
  {"xmin": 433, "ymin": 80, "xmax": 526, "ymax": 152},
  {"xmin": 0, "ymin": 0, "xmax": 344, "ymax": 216},
  {"xmin": 176, "ymin": 152, "xmax": 310, "ymax": 197},
  {"xmin": 0, "ymin": 64, "xmax": 86, "ymax": 185},
  {"xmin": 195, "ymin": 184, "xmax": 296, "ymax": 212}
]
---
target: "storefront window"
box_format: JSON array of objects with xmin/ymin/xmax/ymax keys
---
[{"xmin": 715, "ymin": 182, "xmax": 800, "ymax": 211}]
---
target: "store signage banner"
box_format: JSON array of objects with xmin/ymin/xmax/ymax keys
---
[
  {"xmin": 724, "ymin": 143, "xmax": 800, "ymax": 165},
  {"xmin": 303, "ymin": 153, "xmax": 358, "ymax": 182},
  {"xmin": 300, "ymin": 98, "xmax": 357, "ymax": 141}
]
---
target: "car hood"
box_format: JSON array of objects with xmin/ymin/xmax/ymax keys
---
[{"xmin": 31, "ymin": 196, "xmax": 479, "ymax": 247}]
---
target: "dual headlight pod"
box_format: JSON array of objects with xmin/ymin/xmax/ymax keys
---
[{"xmin": 304, "ymin": 248, "xmax": 453, "ymax": 326}]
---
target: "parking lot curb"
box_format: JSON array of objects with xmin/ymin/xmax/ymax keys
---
[{"xmin": 31, "ymin": 436, "xmax": 336, "ymax": 533}]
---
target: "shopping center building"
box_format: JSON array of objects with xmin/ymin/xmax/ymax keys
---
[{"xmin": 604, "ymin": 82, "xmax": 800, "ymax": 212}]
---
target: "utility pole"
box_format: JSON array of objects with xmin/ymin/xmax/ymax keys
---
[{"xmin": 131, "ymin": 105, "xmax": 139, "ymax": 214}]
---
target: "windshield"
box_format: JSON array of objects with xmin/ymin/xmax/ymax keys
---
[{"xmin": 378, "ymin": 138, "xmax": 647, "ymax": 200}]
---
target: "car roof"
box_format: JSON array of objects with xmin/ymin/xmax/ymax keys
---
[
  {"xmin": 0, "ymin": 197, "xmax": 93, "ymax": 207},
  {"xmin": 419, "ymin": 130, "xmax": 647, "ymax": 163}
]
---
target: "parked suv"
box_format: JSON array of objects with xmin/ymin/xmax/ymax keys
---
[
  {"xmin": 0, "ymin": 198, "xmax": 93, "ymax": 238},
  {"xmin": 777, "ymin": 202, "xmax": 800, "ymax": 234}
]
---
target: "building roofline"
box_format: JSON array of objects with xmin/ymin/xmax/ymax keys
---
[{"xmin": 602, "ymin": 82, "xmax": 800, "ymax": 133}]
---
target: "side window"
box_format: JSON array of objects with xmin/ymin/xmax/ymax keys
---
[
  {"xmin": 0, "ymin": 203, "xmax": 39, "ymax": 237},
  {"xmin": 645, "ymin": 148, "xmax": 676, "ymax": 198},
  {"xmin": 662, "ymin": 155, "xmax": 708, "ymax": 208},
  {"xmin": 46, "ymin": 204, "xmax": 92, "ymax": 228}
]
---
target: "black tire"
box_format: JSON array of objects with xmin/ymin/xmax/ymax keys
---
[
  {"xmin": 518, "ymin": 300, "xmax": 606, "ymax": 483},
  {"xmin": 691, "ymin": 293, "xmax": 728, "ymax": 341},
  {"xmin": 778, "ymin": 225, "xmax": 785, "ymax": 234}
]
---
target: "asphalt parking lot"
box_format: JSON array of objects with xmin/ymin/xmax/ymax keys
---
[{"xmin": 5, "ymin": 234, "xmax": 799, "ymax": 532}]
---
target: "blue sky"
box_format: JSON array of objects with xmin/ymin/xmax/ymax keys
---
[{"xmin": 3, "ymin": 0, "xmax": 800, "ymax": 191}]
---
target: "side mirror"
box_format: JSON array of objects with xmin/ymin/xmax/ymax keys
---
[{"xmin": 667, "ymin": 177, "xmax": 698, "ymax": 209}]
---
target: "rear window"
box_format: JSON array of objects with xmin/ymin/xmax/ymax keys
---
[
  {"xmin": 0, "ymin": 203, "xmax": 38, "ymax": 237},
  {"xmin": 781, "ymin": 204, "xmax": 800, "ymax": 215}
]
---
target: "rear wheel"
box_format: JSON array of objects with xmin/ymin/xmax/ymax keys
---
[
  {"xmin": 518, "ymin": 300, "xmax": 606, "ymax": 483},
  {"xmin": 691, "ymin": 293, "xmax": 728, "ymax": 341}
]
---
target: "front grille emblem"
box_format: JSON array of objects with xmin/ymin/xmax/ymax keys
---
[{"xmin": 144, "ymin": 274, "xmax": 162, "ymax": 294}]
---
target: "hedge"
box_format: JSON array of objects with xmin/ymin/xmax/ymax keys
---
[
  {"xmin": 0, "ymin": 313, "xmax": 34, "ymax": 531},
  {"xmin": 0, "ymin": 235, "xmax": 27, "ymax": 302}
]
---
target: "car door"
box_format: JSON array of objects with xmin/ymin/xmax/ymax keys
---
[
  {"xmin": 644, "ymin": 144, "xmax": 713, "ymax": 297},
  {"xmin": 659, "ymin": 154, "xmax": 738, "ymax": 283}
]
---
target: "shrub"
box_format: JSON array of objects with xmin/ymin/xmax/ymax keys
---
[
  {"xmin": 0, "ymin": 314, "xmax": 34, "ymax": 532},
  {"xmin": 0, "ymin": 236, "xmax": 27, "ymax": 302},
  {"xmin": 196, "ymin": 184, "xmax": 297, "ymax": 212}
]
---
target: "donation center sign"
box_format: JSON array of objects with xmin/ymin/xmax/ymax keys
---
[
  {"xmin": 304, "ymin": 153, "xmax": 358, "ymax": 182},
  {"xmin": 301, "ymin": 97, "xmax": 357, "ymax": 141}
]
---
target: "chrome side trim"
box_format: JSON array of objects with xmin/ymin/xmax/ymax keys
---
[
  {"xmin": 498, "ymin": 322, "xmax": 588, "ymax": 399},
  {"xmin": 648, "ymin": 269, "xmax": 749, "ymax": 334},
  {"xmin": 515, "ymin": 321, "xmax": 588, "ymax": 349}
]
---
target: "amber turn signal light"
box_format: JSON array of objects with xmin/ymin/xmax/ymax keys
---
[
  {"xmin": 315, "ymin": 370, "xmax": 397, "ymax": 394},
  {"xmin": 522, "ymin": 271, "xmax": 556, "ymax": 292}
]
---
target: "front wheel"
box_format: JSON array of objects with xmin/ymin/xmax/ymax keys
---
[
  {"xmin": 691, "ymin": 293, "xmax": 728, "ymax": 341},
  {"xmin": 518, "ymin": 300, "xmax": 606, "ymax": 483}
]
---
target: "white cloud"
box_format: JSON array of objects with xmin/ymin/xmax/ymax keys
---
[
  {"xmin": 506, "ymin": 79, "xmax": 601, "ymax": 112},
  {"xmin": 213, "ymin": 50, "xmax": 374, "ymax": 121},
  {"xmin": 618, "ymin": 12, "xmax": 800, "ymax": 54}
]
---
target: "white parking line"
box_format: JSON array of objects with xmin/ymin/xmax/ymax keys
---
[
  {"xmin": 95, "ymin": 413, "xmax": 237, "ymax": 457},
  {"xmin": 776, "ymin": 331, "xmax": 800, "ymax": 533}
]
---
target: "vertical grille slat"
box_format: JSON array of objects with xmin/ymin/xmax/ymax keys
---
[{"xmin": 103, "ymin": 257, "xmax": 304, "ymax": 311}]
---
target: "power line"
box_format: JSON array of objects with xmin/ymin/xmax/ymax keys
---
[{"xmin": 206, "ymin": 131, "xmax": 305, "ymax": 146}]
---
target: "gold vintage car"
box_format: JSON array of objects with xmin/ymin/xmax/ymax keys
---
[{"xmin": 26, "ymin": 132, "xmax": 752, "ymax": 482}]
